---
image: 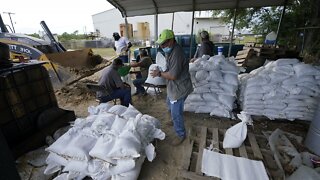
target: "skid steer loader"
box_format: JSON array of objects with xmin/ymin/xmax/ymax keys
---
[{"xmin": 0, "ymin": 15, "xmax": 103, "ymax": 89}]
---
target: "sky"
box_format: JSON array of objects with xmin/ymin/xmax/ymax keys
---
[{"xmin": 1, "ymin": 0, "xmax": 114, "ymax": 35}]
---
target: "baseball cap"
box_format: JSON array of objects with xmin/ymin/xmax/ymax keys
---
[
  {"xmin": 200, "ymin": 31, "xmax": 209, "ymax": 39},
  {"xmin": 113, "ymin": 58, "xmax": 124, "ymax": 66},
  {"xmin": 156, "ymin": 29, "xmax": 175, "ymax": 45},
  {"xmin": 113, "ymin": 32, "xmax": 120, "ymax": 37}
]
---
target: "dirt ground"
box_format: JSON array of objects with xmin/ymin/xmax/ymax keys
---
[{"xmin": 53, "ymin": 62, "xmax": 311, "ymax": 179}]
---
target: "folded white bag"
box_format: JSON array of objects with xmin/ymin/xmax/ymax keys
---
[{"xmin": 223, "ymin": 112, "xmax": 252, "ymax": 148}]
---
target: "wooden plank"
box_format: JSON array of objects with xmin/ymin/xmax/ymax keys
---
[
  {"xmin": 195, "ymin": 126, "xmax": 207, "ymax": 175},
  {"xmin": 236, "ymin": 59, "xmax": 246, "ymax": 63},
  {"xmin": 248, "ymin": 133, "xmax": 263, "ymax": 160},
  {"xmin": 180, "ymin": 170, "xmax": 217, "ymax": 180},
  {"xmin": 225, "ymin": 147, "xmax": 233, "ymax": 155},
  {"xmin": 236, "ymin": 48, "xmax": 251, "ymax": 56},
  {"xmin": 211, "ymin": 128, "xmax": 219, "ymax": 150},
  {"xmin": 222, "ymin": 129, "xmax": 233, "ymax": 155},
  {"xmin": 182, "ymin": 139, "xmax": 194, "ymax": 170},
  {"xmin": 239, "ymin": 144, "xmax": 248, "ymax": 158},
  {"xmin": 235, "ymin": 53, "xmax": 249, "ymax": 60}
]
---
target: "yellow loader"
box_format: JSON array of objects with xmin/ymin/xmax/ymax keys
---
[{"xmin": 0, "ymin": 15, "xmax": 103, "ymax": 89}]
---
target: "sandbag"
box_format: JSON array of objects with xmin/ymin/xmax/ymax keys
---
[
  {"xmin": 145, "ymin": 64, "xmax": 166, "ymax": 85},
  {"xmin": 223, "ymin": 113, "xmax": 252, "ymax": 148},
  {"xmin": 108, "ymin": 105, "xmax": 128, "ymax": 115}
]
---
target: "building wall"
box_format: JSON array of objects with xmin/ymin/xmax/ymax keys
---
[{"xmin": 92, "ymin": 8, "xmax": 229, "ymax": 41}]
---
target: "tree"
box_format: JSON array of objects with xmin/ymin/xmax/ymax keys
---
[
  {"xmin": 58, "ymin": 32, "xmax": 86, "ymax": 41},
  {"xmin": 212, "ymin": 0, "xmax": 320, "ymax": 59},
  {"xmin": 27, "ymin": 33, "xmax": 41, "ymax": 39}
]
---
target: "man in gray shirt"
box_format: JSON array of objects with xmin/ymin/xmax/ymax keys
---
[
  {"xmin": 130, "ymin": 49, "xmax": 152, "ymax": 95},
  {"xmin": 151, "ymin": 29, "xmax": 193, "ymax": 146},
  {"xmin": 190, "ymin": 30, "xmax": 214, "ymax": 62},
  {"xmin": 97, "ymin": 58, "xmax": 131, "ymax": 107}
]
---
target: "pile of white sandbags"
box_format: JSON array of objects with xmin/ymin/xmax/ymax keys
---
[
  {"xmin": 45, "ymin": 103, "xmax": 165, "ymax": 180},
  {"xmin": 239, "ymin": 58, "xmax": 320, "ymax": 121},
  {"xmin": 184, "ymin": 55, "xmax": 239, "ymax": 118}
]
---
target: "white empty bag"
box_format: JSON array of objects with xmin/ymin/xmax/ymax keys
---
[
  {"xmin": 223, "ymin": 112, "xmax": 252, "ymax": 148},
  {"xmin": 201, "ymin": 149, "xmax": 268, "ymax": 180},
  {"xmin": 155, "ymin": 52, "xmax": 167, "ymax": 71}
]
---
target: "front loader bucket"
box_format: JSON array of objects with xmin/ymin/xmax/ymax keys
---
[
  {"xmin": 45, "ymin": 48, "xmax": 96, "ymax": 68},
  {"xmin": 39, "ymin": 48, "xmax": 102, "ymax": 89}
]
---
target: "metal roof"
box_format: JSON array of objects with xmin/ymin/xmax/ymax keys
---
[{"xmin": 106, "ymin": 0, "xmax": 287, "ymax": 17}]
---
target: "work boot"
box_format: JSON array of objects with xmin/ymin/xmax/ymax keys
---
[{"xmin": 171, "ymin": 136, "xmax": 185, "ymax": 146}]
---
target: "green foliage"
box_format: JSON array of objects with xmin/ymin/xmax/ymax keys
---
[
  {"xmin": 58, "ymin": 32, "xmax": 87, "ymax": 42},
  {"xmin": 212, "ymin": 0, "xmax": 314, "ymax": 44},
  {"xmin": 27, "ymin": 33, "xmax": 41, "ymax": 39}
]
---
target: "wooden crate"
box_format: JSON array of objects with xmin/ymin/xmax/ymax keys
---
[
  {"xmin": 180, "ymin": 126, "xmax": 284, "ymax": 180},
  {"xmin": 235, "ymin": 48, "xmax": 256, "ymax": 67}
]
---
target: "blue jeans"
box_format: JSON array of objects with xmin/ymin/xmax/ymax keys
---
[
  {"xmin": 119, "ymin": 55, "xmax": 129, "ymax": 63},
  {"xmin": 166, "ymin": 96, "xmax": 186, "ymax": 138},
  {"xmin": 133, "ymin": 78, "xmax": 146, "ymax": 93},
  {"xmin": 98, "ymin": 88, "xmax": 131, "ymax": 107}
]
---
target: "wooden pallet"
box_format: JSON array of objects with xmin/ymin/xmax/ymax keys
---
[
  {"xmin": 180, "ymin": 126, "xmax": 284, "ymax": 180},
  {"xmin": 235, "ymin": 48, "xmax": 256, "ymax": 67}
]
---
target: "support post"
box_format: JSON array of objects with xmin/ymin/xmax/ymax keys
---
[
  {"xmin": 154, "ymin": 14, "xmax": 158, "ymax": 47},
  {"xmin": 275, "ymin": 0, "xmax": 288, "ymax": 46},
  {"xmin": 171, "ymin": 13, "xmax": 175, "ymax": 30},
  {"xmin": 124, "ymin": 16, "xmax": 129, "ymax": 38},
  {"xmin": 189, "ymin": 0, "xmax": 195, "ymax": 59},
  {"xmin": 228, "ymin": 0, "xmax": 239, "ymax": 57}
]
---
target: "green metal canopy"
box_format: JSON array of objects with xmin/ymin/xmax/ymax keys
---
[{"xmin": 106, "ymin": 0, "xmax": 286, "ymax": 17}]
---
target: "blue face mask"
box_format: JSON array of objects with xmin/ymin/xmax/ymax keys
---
[{"xmin": 162, "ymin": 47, "xmax": 172, "ymax": 54}]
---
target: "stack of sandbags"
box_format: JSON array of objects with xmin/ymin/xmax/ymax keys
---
[
  {"xmin": 239, "ymin": 58, "xmax": 320, "ymax": 121},
  {"xmin": 45, "ymin": 103, "xmax": 165, "ymax": 180},
  {"xmin": 184, "ymin": 55, "xmax": 239, "ymax": 118}
]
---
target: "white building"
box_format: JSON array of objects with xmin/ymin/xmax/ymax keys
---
[{"xmin": 92, "ymin": 8, "xmax": 230, "ymax": 42}]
